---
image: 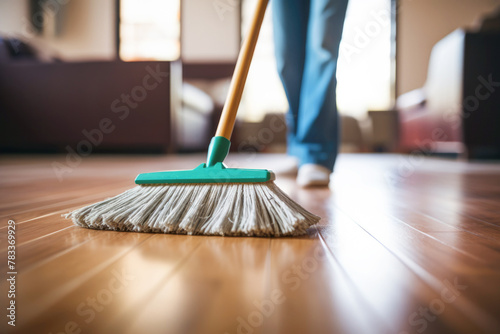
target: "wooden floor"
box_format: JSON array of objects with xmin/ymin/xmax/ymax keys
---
[{"xmin": 1, "ymin": 153, "xmax": 500, "ymax": 334}]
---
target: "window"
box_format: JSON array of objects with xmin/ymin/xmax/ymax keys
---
[
  {"xmin": 240, "ymin": 0, "xmax": 287, "ymax": 122},
  {"xmin": 337, "ymin": 0, "xmax": 394, "ymax": 117},
  {"xmin": 119, "ymin": 0, "xmax": 180, "ymax": 61},
  {"xmin": 240, "ymin": 0, "xmax": 395, "ymax": 120}
]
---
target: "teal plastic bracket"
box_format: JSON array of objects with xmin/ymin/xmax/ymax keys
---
[
  {"xmin": 206, "ymin": 136, "xmax": 231, "ymax": 167},
  {"xmin": 135, "ymin": 162, "xmax": 274, "ymax": 184}
]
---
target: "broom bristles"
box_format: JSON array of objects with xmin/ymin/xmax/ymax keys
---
[{"xmin": 66, "ymin": 181, "xmax": 320, "ymax": 237}]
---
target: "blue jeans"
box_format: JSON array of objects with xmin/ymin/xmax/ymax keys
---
[{"xmin": 272, "ymin": 0, "xmax": 348, "ymax": 171}]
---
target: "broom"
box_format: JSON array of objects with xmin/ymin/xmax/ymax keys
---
[{"xmin": 66, "ymin": 0, "xmax": 320, "ymax": 236}]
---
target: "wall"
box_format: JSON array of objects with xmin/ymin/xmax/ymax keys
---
[
  {"xmin": 0, "ymin": 0, "xmax": 116, "ymax": 61},
  {"xmin": 181, "ymin": 0, "xmax": 240, "ymax": 63},
  {"xmin": 397, "ymin": 0, "xmax": 500, "ymax": 96},
  {"xmin": 0, "ymin": 0, "xmax": 28, "ymax": 34}
]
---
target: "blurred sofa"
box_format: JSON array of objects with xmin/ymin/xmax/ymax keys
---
[
  {"xmin": 0, "ymin": 37, "xmax": 180, "ymax": 153},
  {"xmin": 397, "ymin": 29, "xmax": 500, "ymax": 159}
]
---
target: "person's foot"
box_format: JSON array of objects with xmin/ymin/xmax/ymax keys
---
[
  {"xmin": 272, "ymin": 156, "xmax": 299, "ymax": 176},
  {"xmin": 297, "ymin": 164, "xmax": 331, "ymax": 187}
]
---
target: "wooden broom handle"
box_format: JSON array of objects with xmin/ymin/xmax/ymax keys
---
[{"xmin": 215, "ymin": 0, "xmax": 269, "ymax": 139}]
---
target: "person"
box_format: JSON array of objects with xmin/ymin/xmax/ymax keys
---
[{"xmin": 272, "ymin": 0, "xmax": 348, "ymax": 187}]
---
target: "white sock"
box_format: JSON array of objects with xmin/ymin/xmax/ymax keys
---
[
  {"xmin": 297, "ymin": 164, "xmax": 331, "ymax": 187},
  {"xmin": 273, "ymin": 156, "xmax": 299, "ymax": 175}
]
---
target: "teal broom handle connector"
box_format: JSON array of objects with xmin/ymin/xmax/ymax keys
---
[{"xmin": 206, "ymin": 136, "xmax": 231, "ymax": 167}]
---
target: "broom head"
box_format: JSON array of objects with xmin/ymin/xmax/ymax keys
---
[{"xmin": 67, "ymin": 162, "xmax": 320, "ymax": 237}]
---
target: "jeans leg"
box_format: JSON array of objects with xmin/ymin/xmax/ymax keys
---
[
  {"xmin": 295, "ymin": 0, "xmax": 348, "ymax": 170},
  {"xmin": 271, "ymin": 0, "xmax": 310, "ymax": 157}
]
